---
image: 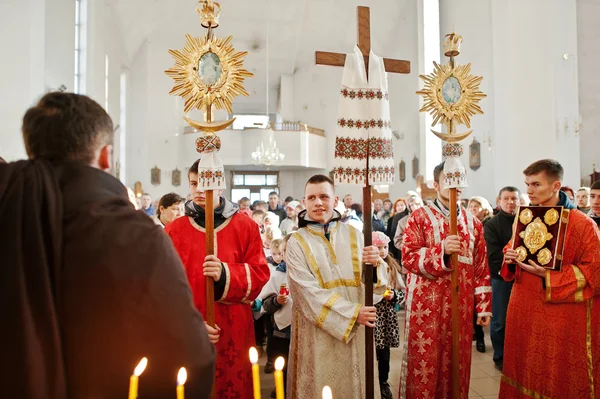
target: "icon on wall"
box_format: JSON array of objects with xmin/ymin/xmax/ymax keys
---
[
  {"xmin": 151, "ymin": 166, "xmax": 161, "ymax": 186},
  {"xmin": 399, "ymin": 159, "xmax": 406, "ymax": 182}
]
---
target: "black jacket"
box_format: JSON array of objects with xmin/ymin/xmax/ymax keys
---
[
  {"xmin": 483, "ymin": 209, "xmax": 516, "ymax": 280},
  {"xmin": 0, "ymin": 160, "xmax": 216, "ymax": 399}
]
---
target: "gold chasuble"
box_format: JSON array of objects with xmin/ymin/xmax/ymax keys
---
[{"xmin": 286, "ymin": 215, "xmax": 381, "ymax": 399}]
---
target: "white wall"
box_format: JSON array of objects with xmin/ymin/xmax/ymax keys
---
[
  {"xmin": 0, "ymin": 0, "xmax": 128, "ymax": 164},
  {"xmin": 577, "ymin": 0, "xmax": 600, "ymax": 185},
  {"xmin": 0, "ymin": 0, "xmax": 46, "ymax": 160},
  {"xmin": 436, "ymin": 0, "xmax": 581, "ymax": 203}
]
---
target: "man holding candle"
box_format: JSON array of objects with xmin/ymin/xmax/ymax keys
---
[
  {"xmin": 0, "ymin": 93, "xmax": 216, "ymax": 399},
  {"xmin": 166, "ymin": 160, "xmax": 270, "ymax": 399},
  {"xmin": 285, "ymin": 174, "xmax": 383, "ymax": 399}
]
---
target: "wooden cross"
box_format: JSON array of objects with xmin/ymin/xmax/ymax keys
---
[
  {"xmin": 315, "ymin": 6, "xmax": 411, "ymax": 75},
  {"xmin": 315, "ymin": 6, "xmax": 411, "ymax": 399}
]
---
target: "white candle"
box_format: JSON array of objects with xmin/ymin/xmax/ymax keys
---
[{"xmin": 322, "ymin": 385, "xmax": 333, "ymax": 399}]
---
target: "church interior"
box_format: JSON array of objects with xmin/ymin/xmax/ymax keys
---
[{"xmin": 1, "ymin": 0, "xmax": 599, "ymax": 398}]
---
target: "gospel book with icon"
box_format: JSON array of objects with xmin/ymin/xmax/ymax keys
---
[{"xmin": 511, "ymin": 206, "xmax": 570, "ymax": 271}]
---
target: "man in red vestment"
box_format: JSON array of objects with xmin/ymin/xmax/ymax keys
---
[
  {"xmin": 500, "ymin": 159, "xmax": 600, "ymax": 398},
  {"xmin": 166, "ymin": 160, "xmax": 270, "ymax": 399},
  {"xmin": 399, "ymin": 162, "xmax": 491, "ymax": 399}
]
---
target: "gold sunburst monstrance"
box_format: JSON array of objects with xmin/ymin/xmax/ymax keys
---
[
  {"xmin": 416, "ymin": 34, "xmax": 486, "ymax": 143},
  {"xmin": 165, "ymin": 33, "xmax": 253, "ymax": 117}
]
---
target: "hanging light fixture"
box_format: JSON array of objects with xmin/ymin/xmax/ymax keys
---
[{"xmin": 251, "ymin": 0, "xmax": 284, "ymax": 168}]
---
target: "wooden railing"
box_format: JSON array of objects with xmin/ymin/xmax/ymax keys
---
[{"xmin": 183, "ymin": 121, "xmax": 325, "ymax": 136}]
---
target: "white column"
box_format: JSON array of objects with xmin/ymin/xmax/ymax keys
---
[
  {"xmin": 438, "ymin": 0, "xmax": 580, "ymax": 199},
  {"xmin": 0, "ymin": 0, "xmax": 46, "ymax": 161}
]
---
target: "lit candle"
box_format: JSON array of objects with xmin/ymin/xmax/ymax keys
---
[
  {"xmin": 128, "ymin": 357, "xmax": 148, "ymax": 399},
  {"xmin": 322, "ymin": 385, "xmax": 333, "ymax": 399},
  {"xmin": 274, "ymin": 357, "xmax": 285, "ymax": 399},
  {"xmin": 176, "ymin": 367, "xmax": 187, "ymax": 399},
  {"xmin": 249, "ymin": 347, "xmax": 261, "ymax": 399}
]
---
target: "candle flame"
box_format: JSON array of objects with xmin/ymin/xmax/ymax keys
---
[
  {"xmin": 274, "ymin": 357, "xmax": 285, "ymax": 371},
  {"xmin": 177, "ymin": 367, "xmax": 187, "ymax": 386},
  {"xmin": 134, "ymin": 357, "xmax": 148, "ymax": 377},
  {"xmin": 249, "ymin": 347, "xmax": 258, "ymax": 364},
  {"xmin": 322, "ymin": 386, "xmax": 332, "ymax": 399}
]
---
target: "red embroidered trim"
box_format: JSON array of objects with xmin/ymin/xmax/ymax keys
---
[
  {"xmin": 340, "ymin": 87, "xmax": 389, "ymax": 101},
  {"xmin": 334, "ymin": 137, "xmax": 394, "ymax": 160},
  {"xmin": 337, "ymin": 119, "xmax": 391, "ymax": 129},
  {"xmin": 333, "ymin": 167, "xmax": 396, "ymax": 184}
]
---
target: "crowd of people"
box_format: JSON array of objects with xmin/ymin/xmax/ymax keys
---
[{"xmin": 2, "ymin": 92, "xmax": 599, "ymax": 399}]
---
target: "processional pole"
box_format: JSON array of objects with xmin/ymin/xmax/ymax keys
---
[
  {"xmin": 416, "ymin": 33, "xmax": 486, "ymax": 398},
  {"xmin": 165, "ymin": 2, "xmax": 253, "ymax": 398}
]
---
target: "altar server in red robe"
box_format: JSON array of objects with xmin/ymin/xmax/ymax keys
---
[
  {"xmin": 399, "ymin": 162, "xmax": 491, "ymax": 399},
  {"xmin": 500, "ymin": 159, "xmax": 600, "ymax": 399},
  {"xmin": 166, "ymin": 160, "xmax": 270, "ymax": 399}
]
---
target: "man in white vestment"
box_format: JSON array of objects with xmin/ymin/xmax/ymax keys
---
[{"xmin": 285, "ymin": 174, "xmax": 382, "ymax": 399}]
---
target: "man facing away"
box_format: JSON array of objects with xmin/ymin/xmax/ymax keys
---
[
  {"xmin": 165, "ymin": 160, "xmax": 270, "ymax": 399},
  {"xmin": 483, "ymin": 186, "xmax": 520, "ymax": 372},
  {"xmin": 399, "ymin": 162, "xmax": 491, "ymax": 399},
  {"xmin": 0, "ymin": 92, "xmax": 216, "ymax": 399},
  {"xmin": 500, "ymin": 159, "xmax": 600, "ymax": 398},
  {"xmin": 285, "ymin": 174, "xmax": 382, "ymax": 399}
]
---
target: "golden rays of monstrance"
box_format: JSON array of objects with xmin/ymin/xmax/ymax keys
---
[
  {"xmin": 165, "ymin": 33, "xmax": 253, "ymax": 115},
  {"xmin": 416, "ymin": 62, "xmax": 486, "ymax": 142}
]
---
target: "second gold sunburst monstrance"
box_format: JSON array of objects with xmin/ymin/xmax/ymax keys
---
[
  {"xmin": 165, "ymin": 3, "xmax": 253, "ymax": 397},
  {"xmin": 417, "ymin": 32, "xmax": 486, "ymax": 399}
]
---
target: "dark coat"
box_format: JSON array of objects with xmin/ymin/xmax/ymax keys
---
[{"xmin": 0, "ymin": 160, "xmax": 216, "ymax": 399}]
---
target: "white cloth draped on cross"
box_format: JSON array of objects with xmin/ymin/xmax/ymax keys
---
[{"xmin": 333, "ymin": 46, "xmax": 395, "ymax": 187}]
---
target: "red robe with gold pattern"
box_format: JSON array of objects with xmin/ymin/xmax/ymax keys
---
[
  {"xmin": 166, "ymin": 213, "xmax": 270, "ymax": 399},
  {"xmin": 399, "ymin": 203, "xmax": 491, "ymax": 399},
  {"xmin": 499, "ymin": 209, "xmax": 600, "ymax": 398}
]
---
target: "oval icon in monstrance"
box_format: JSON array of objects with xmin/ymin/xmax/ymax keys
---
[{"xmin": 198, "ymin": 52, "xmax": 222, "ymax": 86}]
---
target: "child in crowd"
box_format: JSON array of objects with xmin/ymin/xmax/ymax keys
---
[
  {"xmin": 372, "ymin": 231, "xmax": 406, "ymax": 399},
  {"xmin": 252, "ymin": 209, "xmax": 266, "ymax": 233},
  {"xmin": 262, "ymin": 237, "xmax": 292, "ymax": 398},
  {"xmin": 263, "ymin": 212, "xmax": 280, "ymax": 230},
  {"xmin": 262, "ymin": 226, "xmax": 282, "ymax": 258}
]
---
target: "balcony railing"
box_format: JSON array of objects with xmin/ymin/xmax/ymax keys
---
[{"xmin": 183, "ymin": 121, "xmax": 325, "ymax": 136}]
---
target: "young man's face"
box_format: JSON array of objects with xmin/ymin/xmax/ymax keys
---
[
  {"xmin": 269, "ymin": 194, "xmax": 279, "ymax": 209},
  {"xmin": 303, "ymin": 182, "xmax": 339, "ymax": 225},
  {"xmin": 433, "ymin": 175, "xmax": 463, "ymax": 204},
  {"xmin": 525, "ymin": 172, "xmax": 560, "ymax": 206},
  {"xmin": 590, "ymin": 189, "xmax": 600, "ymax": 215},
  {"xmin": 576, "ymin": 190, "xmax": 590, "ymax": 208},
  {"xmin": 499, "ymin": 190, "xmax": 520, "ymax": 215},
  {"xmin": 189, "ymin": 173, "xmax": 222, "ymax": 208}
]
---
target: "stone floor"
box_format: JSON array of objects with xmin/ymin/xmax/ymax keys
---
[{"xmin": 258, "ymin": 311, "xmax": 500, "ymax": 398}]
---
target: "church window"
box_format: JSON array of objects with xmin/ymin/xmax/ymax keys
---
[
  {"xmin": 231, "ymin": 172, "xmax": 279, "ymax": 203},
  {"xmin": 74, "ymin": 0, "xmax": 87, "ymax": 94}
]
